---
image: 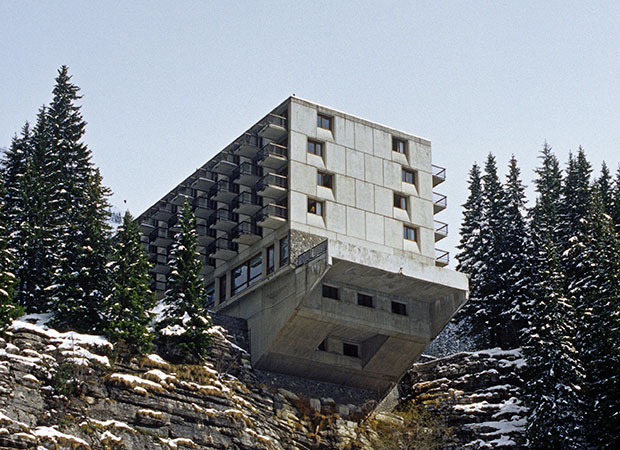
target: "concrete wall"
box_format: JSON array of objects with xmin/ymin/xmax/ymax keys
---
[{"xmin": 288, "ymin": 98, "xmax": 437, "ymax": 265}]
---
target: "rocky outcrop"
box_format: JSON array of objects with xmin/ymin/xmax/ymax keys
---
[{"xmin": 400, "ymin": 349, "xmax": 528, "ymax": 448}]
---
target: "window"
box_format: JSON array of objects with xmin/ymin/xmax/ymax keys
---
[
  {"xmin": 357, "ymin": 293, "xmax": 374, "ymax": 308},
  {"xmin": 318, "ymin": 339, "xmax": 327, "ymax": 351},
  {"xmin": 279, "ymin": 236, "xmax": 289, "ymax": 267},
  {"xmin": 394, "ymin": 193, "xmax": 408, "ymax": 210},
  {"xmin": 392, "ymin": 137, "xmax": 406, "ymax": 154},
  {"xmin": 403, "ymin": 225, "xmax": 417, "ymax": 242},
  {"xmin": 267, "ymin": 245, "xmax": 275, "ymax": 274},
  {"xmin": 218, "ymin": 275, "xmax": 227, "ymax": 303},
  {"xmin": 205, "ymin": 283, "xmax": 215, "ymax": 308},
  {"xmin": 308, "ymin": 198, "xmax": 324, "ymax": 216},
  {"xmin": 317, "ymin": 171, "xmax": 333, "ymax": 188},
  {"xmin": 322, "ymin": 284, "xmax": 339, "ymax": 300},
  {"xmin": 402, "ymin": 168, "xmax": 417, "ymax": 185},
  {"xmin": 392, "ymin": 301, "xmax": 407, "ymax": 316},
  {"xmin": 232, "ymin": 254, "xmax": 263, "ymax": 295},
  {"xmin": 343, "ymin": 343, "xmax": 359, "ymax": 358},
  {"xmin": 307, "ymin": 139, "xmax": 323, "ymax": 156},
  {"xmin": 317, "ymin": 113, "xmax": 332, "ymax": 130}
]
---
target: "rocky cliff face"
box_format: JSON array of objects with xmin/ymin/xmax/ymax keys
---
[{"xmin": 0, "ymin": 316, "xmax": 527, "ymax": 449}]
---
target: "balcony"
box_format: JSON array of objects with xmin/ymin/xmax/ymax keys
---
[
  {"xmin": 196, "ymin": 224, "xmax": 217, "ymax": 246},
  {"xmin": 257, "ymin": 142, "xmax": 288, "ymax": 170},
  {"xmin": 258, "ymin": 113, "xmax": 287, "ymax": 140},
  {"xmin": 149, "ymin": 227, "xmax": 174, "ymax": 247},
  {"xmin": 432, "ymin": 165, "xmax": 446, "ymax": 187},
  {"xmin": 233, "ymin": 133, "xmax": 261, "ymax": 158},
  {"xmin": 190, "ymin": 171, "xmax": 216, "ymax": 193},
  {"xmin": 150, "ymin": 253, "xmax": 170, "ymax": 275},
  {"xmin": 213, "ymin": 153, "xmax": 240, "ymax": 176},
  {"xmin": 232, "ymin": 191, "xmax": 263, "ymax": 216},
  {"xmin": 152, "ymin": 203, "xmax": 176, "ymax": 221},
  {"xmin": 435, "ymin": 249, "xmax": 449, "ymax": 267},
  {"xmin": 193, "ymin": 197, "xmax": 217, "ymax": 219},
  {"xmin": 257, "ymin": 173, "xmax": 288, "ymax": 200},
  {"xmin": 210, "ymin": 208, "xmax": 239, "ymax": 232},
  {"xmin": 433, "ymin": 192, "xmax": 447, "ymax": 214},
  {"xmin": 232, "ymin": 162, "xmax": 262, "ymax": 186},
  {"xmin": 208, "ymin": 237, "xmax": 238, "ymax": 260},
  {"xmin": 255, "ymin": 203, "xmax": 288, "ymax": 229},
  {"xmin": 231, "ymin": 221, "xmax": 262, "ymax": 245},
  {"xmin": 434, "ymin": 220, "xmax": 448, "ymax": 242},
  {"xmin": 210, "ymin": 180, "xmax": 239, "ymax": 203},
  {"xmin": 170, "ymin": 188, "xmax": 193, "ymax": 206},
  {"xmin": 140, "ymin": 219, "xmax": 156, "ymax": 235},
  {"xmin": 199, "ymin": 256, "xmax": 216, "ymax": 275}
]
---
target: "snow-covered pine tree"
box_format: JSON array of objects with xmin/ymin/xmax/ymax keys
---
[
  {"xmin": 156, "ymin": 201, "xmax": 211, "ymax": 362},
  {"xmin": 530, "ymin": 143, "xmax": 563, "ymax": 241},
  {"xmin": 611, "ymin": 165, "xmax": 620, "ymax": 229},
  {"xmin": 522, "ymin": 231, "xmax": 587, "ymax": 449},
  {"xmin": 47, "ymin": 66, "xmax": 112, "ymax": 332},
  {"xmin": 0, "ymin": 173, "xmax": 22, "ymax": 328},
  {"xmin": 105, "ymin": 211, "xmax": 155, "ymax": 354},
  {"xmin": 455, "ymin": 163, "xmax": 488, "ymax": 347},
  {"xmin": 595, "ymin": 162, "xmax": 614, "ymax": 216},
  {"xmin": 497, "ymin": 155, "xmax": 531, "ymax": 348}
]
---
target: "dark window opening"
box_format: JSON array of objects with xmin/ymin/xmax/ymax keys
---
[
  {"xmin": 392, "ymin": 301, "xmax": 407, "ymax": 316},
  {"xmin": 232, "ymin": 254, "xmax": 263, "ymax": 295},
  {"xmin": 317, "ymin": 171, "xmax": 333, "ymax": 188},
  {"xmin": 357, "ymin": 293, "xmax": 374, "ymax": 308},
  {"xmin": 343, "ymin": 343, "xmax": 359, "ymax": 358},
  {"xmin": 205, "ymin": 283, "xmax": 215, "ymax": 308},
  {"xmin": 308, "ymin": 139, "xmax": 323, "ymax": 156},
  {"xmin": 218, "ymin": 276, "xmax": 227, "ymax": 303},
  {"xmin": 392, "ymin": 137, "xmax": 406, "ymax": 154},
  {"xmin": 317, "ymin": 114, "xmax": 332, "ymax": 130},
  {"xmin": 394, "ymin": 193, "xmax": 408, "ymax": 210},
  {"xmin": 402, "ymin": 168, "xmax": 417, "ymax": 185},
  {"xmin": 318, "ymin": 340, "xmax": 327, "ymax": 351},
  {"xmin": 308, "ymin": 198, "xmax": 324, "ymax": 216},
  {"xmin": 322, "ymin": 284, "xmax": 339, "ymax": 300},
  {"xmin": 403, "ymin": 225, "xmax": 417, "ymax": 241},
  {"xmin": 267, "ymin": 245, "xmax": 275, "ymax": 274},
  {"xmin": 280, "ymin": 236, "xmax": 289, "ymax": 267}
]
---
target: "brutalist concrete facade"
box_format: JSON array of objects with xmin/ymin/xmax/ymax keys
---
[{"xmin": 138, "ymin": 97, "xmax": 468, "ymax": 392}]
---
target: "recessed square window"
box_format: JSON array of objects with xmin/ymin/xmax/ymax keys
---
[
  {"xmin": 322, "ymin": 284, "xmax": 339, "ymax": 300},
  {"xmin": 391, "ymin": 301, "xmax": 407, "ymax": 316},
  {"xmin": 343, "ymin": 342, "xmax": 359, "ymax": 358},
  {"xmin": 308, "ymin": 198, "xmax": 324, "ymax": 216},
  {"xmin": 317, "ymin": 113, "xmax": 332, "ymax": 130},
  {"xmin": 308, "ymin": 139, "xmax": 323, "ymax": 157},
  {"xmin": 403, "ymin": 225, "xmax": 417, "ymax": 242},
  {"xmin": 394, "ymin": 193, "xmax": 408, "ymax": 210},
  {"xmin": 317, "ymin": 171, "xmax": 333, "ymax": 188},
  {"xmin": 392, "ymin": 137, "xmax": 407, "ymax": 154},
  {"xmin": 402, "ymin": 168, "xmax": 417, "ymax": 185},
  {"xmin": 357, "ymin": 293, "xmax": 374, "ymax": 308}
]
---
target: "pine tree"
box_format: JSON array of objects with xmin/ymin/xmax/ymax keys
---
[
  {"xmin": 530, "ymin": 143, "xmax": 563, "ymax": 238},
  {"xmin": 612, "ymin": 165, "xmax": 620, "ymax": 229},
  {"xmin": 105, "ymin": 211, "xmax": 155, "ymax": 354},
  {"xmin": 47, "ymin": 66, "xmax": 112, "ymax": 332},
  {"xmin": 0, "ymin": 174, "xmax": 22, "ymax": 328},
  {"xmin": 595, "ymin": 162, "xmax": 614, "ymax": 216},
  {"xmin": 156, "ymin": 201, "xmax": 211, "ymax": 362},
  {"xmin": 455, "ymin": 163, "xmax": 486, "ymax": 347}
]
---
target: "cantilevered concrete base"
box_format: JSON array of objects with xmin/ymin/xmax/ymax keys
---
[{"xmin": 217, "ymin": 239, "xmax": 468, "ymax": 392}]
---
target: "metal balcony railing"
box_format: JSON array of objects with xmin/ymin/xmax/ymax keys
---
[
  {"xmin": 263, "ymin": 113, "xmax": 287, "ymax": 129},
  {"xmin": 433, "ymin": 192, "xmax": 447, "ymax": 209},
  {"xmin": 435, "ymin": 249, "xmax": 449, "ymax": 266},
  {"xmin": 232, "ymin": 161, "xmax": 262, "ymax": 180},
  {"xmin": 208, "ymin": 237, "xmax": 239, "ymax": 254},
  {"xmin": 148, "ymin": 227, "xmax": 174, "ymax": 243},
  {"xmin": 434, "ymin": 220, "xmax": 448, "ymax": 238},
  {"xmin": 296, "ymin": 240, "xmax": 327, "ymax": 267},
  {"xmin": 255, "ymin": 203, "xmax": 288, "ymax": 222},
  {"xmin": 210, "ymin": 179, "xmax": 240, "ymax": 197},
  {"xmin": 257, "ymin": 172, "xmax": 288, "ymax": 191},
  {"xmin": 231, "ymin": 221, "xmax": 262, "ymax": 240},
  {"xmin": 236, "ymin": 133, "xmax": 261, "ymax": 148},
  {"xmin": 232, "ymin": 191, "xmax": 263, "ymax": 210},
  {"xmin": 193, "ymin": 196, "xmax": 216, "ymax": 211},
  {"xmin": 196, "ymin": 224, "xmax": 217, "ymax": 239},
  {"xmin": 258, "ymin": 142, "xmax": 287, "ymax": 160},
  {"xmin": 432, "ymin": 165, "xmax": 446, "ymax": 181}
]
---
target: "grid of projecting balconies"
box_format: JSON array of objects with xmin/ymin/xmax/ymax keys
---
[{"xmin": 138, "ymin": 110, "xmax": 290, "ymax": 295}]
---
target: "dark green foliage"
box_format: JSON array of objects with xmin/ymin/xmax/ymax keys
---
[
  {"xmin": 156, "ymin": 201, "xmax": 211, "ymax": 362},
  {"xmin": 0, "ymin": 175, "xmax": 22, "ymax": 328},
  {"xmin": 105, "ymin": 212, "xmax": 155, "ymax": 354},
  {"xmin": 612, "ymin": 165, "xmax": 620, "ymax": 229},
  {"xmin": 46, "ymin": 67, "xmax": 112, "ymax": 332}
]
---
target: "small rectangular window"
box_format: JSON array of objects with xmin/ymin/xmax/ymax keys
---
[
  {"xmin": 392, "ymin": 301, "xmax": 407, "ymax": 316},
  {"xmin": 322, "ymin": 284, "xmax": 339, "ymax": 300},
  {"xmin": 308, "ymin": 198, "xmax": 324, "ymax": 216},
  {"xmin": 317, "ymin": 171, "xmax": 333, "ymax": 188},
  {"xmin": 205, "ymin": 283, "xmax": 215, "ymax": 308},
  {"xmin": 343, "ymin": 343, "xmax": 359, "ymax": 358},
  {"xmin": 403, "ymin": 225, "xmax": 417, "ymax": 242},
  {"xmin": 317, "ymin": 114, "xmax": 332, "ymax": 130},
  {"xmin": 394, "ymin": 193, "xmax": 408, "ymax": 210},
  {"xmin": 279, "ymin": 236, "xmax": 289, "ymax": 267},
  {"xmin": 267, "ymin": 245, "xmax": 275, "ymax": 274},
  {"xmin": 402, "ymin": 168, "xmax": 417, "ymax": 185},
  {"xmin": 357, "ymin": 293, "xmax": 374, "ymax": 308},
  {"xmin": 392, "ymin": 137, "xmax": 406, "ymax": 154},
  {"xmin": 219, "ymin": 276, "xmax": 227, "ymax": 303},
  {"xmin": 307, "ymin": 139, "xmax": 323, "ymax": 156}
]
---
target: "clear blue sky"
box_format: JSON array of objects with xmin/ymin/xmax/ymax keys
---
[{"xmin": 2, "ymin": 1, "xmax": 620, "ymax": 263}]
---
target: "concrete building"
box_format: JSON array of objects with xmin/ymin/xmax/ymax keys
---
[{"xmin": 138, "ymin": 97, "xmax": 468, "ymax": 392}]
